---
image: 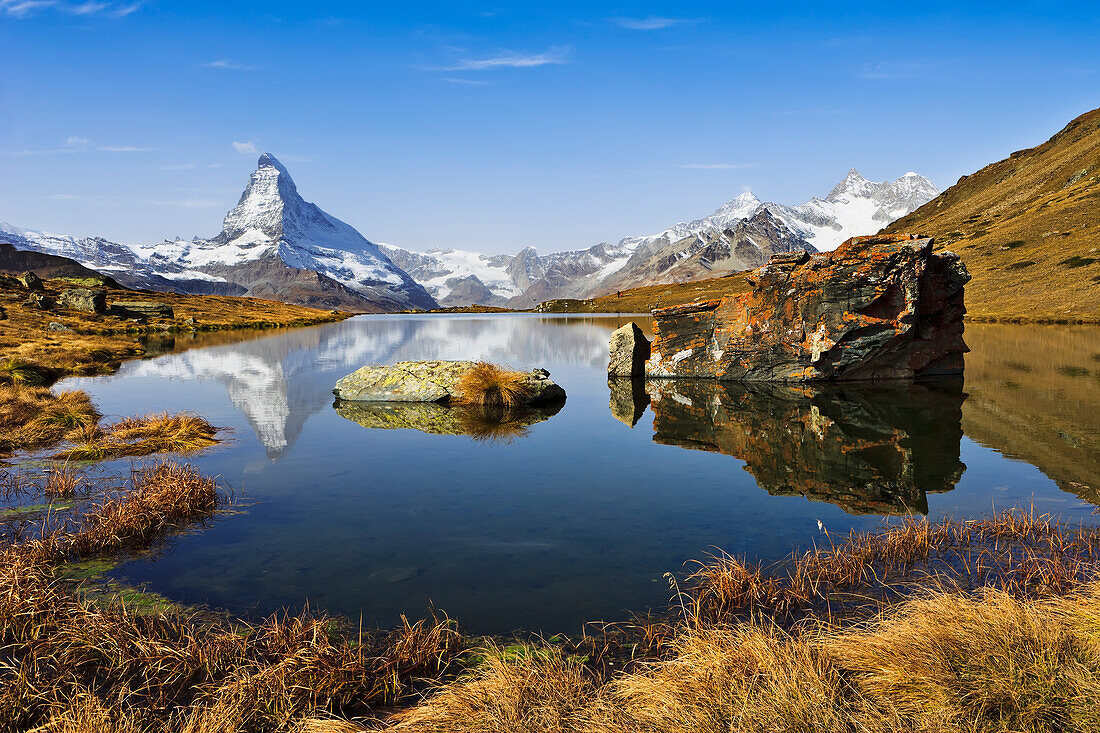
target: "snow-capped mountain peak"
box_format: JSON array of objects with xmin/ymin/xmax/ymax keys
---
[
  {"xmin": 215, "ymin": 153, "xmax": 382, "ymax": 258},
  {"xmin": 826, "ymin": 168, "xmax": 876, "ymax": 201}
]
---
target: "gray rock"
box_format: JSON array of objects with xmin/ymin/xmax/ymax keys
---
[
  {"xmin": 47, "ymin": 322, "xmax": 71, "ymax": 332},
  {"xmin": 333, "ymin": 360, "xmax": 567, "ymax": 404},
  {"xmin": 109, "ymin": 301, "xmax": 174, "ymax": 319},
  {"xmin": 59, "ymin": 288, "xmax": 106, "ymax": 314},
  {"xmin": 608, "ymin": 322, "xmax": 651, "ymax": 377}
]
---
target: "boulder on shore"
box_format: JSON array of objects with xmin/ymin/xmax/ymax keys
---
[
  {"xmin": 643, "ymin": 234, "xmax": 970, "ymax": 382},
  {"xmin": 17, "ymin": 272, "xmax": 44, "ymax": 291},
  {"xmin": 59, "ymin": 288, "xmax": 106, "ymax": 314},
  {"xmin": 109, "ymin": 301, "xmax": 175, "ymax": 319},
  {"xmin": 333, "ymin": 360, "xmax": 566, "ymax": 404},
  {"xmin": 608, "ymin": 322, "xmax": 651, "ymax": 377}
]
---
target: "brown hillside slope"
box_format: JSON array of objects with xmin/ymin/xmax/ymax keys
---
[{"xmin": 883, "ymin": 107, "xmax": 1100, "ymax": 322}]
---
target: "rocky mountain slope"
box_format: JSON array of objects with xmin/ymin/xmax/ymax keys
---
[
  {"xmin": 882, "ymin": 107, "xmax": 1100, "ymax": 321},
  {"xmin": 382, "ymin": 169, "xmax": 937, "ymax": 307},
  {"xmin": 1, "ymin": 155, "xmax": 438, "ymax": 313}
]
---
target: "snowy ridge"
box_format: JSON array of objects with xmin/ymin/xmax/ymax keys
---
[
  {"xmin": 378, "ymin": 169, "xmax": 936, "ymax": 306},
  {"xmin": 379, "ymin": 245, "xmax": 521, "ymax": 303}
]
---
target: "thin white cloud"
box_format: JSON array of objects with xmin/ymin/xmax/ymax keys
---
[
  {"xmin": 68, "ymin": 0, "xmax": 109, "ymax": 14},
  {"xmin": 64, "ymin": 136, "xmax": 91, "ymax": 148},
  {"xmin": 442, "ymin": 77, "xmax": 492, "ymax": 86},
  {"xmin": 1, "ymin": 0, "xmax": 57, "ymax": 17},
  {"xmin": 2, "ymin": 0, "xmax": 140, "ymax": 16},
  {"xmin": 679, "ymin": 163, "xmax": 755, "ymax": 170},
  {"xmin": 46, "ymin": 193, "xmax": 104, "ymax": 202},
  {"xmin": 435, "ymin": 46, "xmax": 569, "ymax": 71},
  {"xmin": 614, "ymin": 16, "xmax": 681, "ymax": 30},
  {"xmin": 110, "ymin": 1, "xmax": 140, "ymax": 15},
  {"xmin": 858, "ymin": 62, "xmax": 922, "ymax": 80},
  {"xmin": 233, "ymin": 141, "xmax": 259, "ymax": 155},
  {"xmin": 203, "ymin": 59, "xmax": 254, "ymax": 71}
]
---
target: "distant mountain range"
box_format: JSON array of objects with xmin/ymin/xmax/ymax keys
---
[
  {"xmin": 1, "ymin": 154, "xmax": 437, "ymax": 312},
  {"xmin": 383, "ymin": 169, "xmax": 939, "ymax": 307},
  {"xmin": 1, "ymin": 159, "xmax": 937, "ymax": 311}
]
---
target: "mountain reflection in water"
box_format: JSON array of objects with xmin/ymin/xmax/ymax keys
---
[{"xmin": 614, "ymin": 378, "xmax": 966, "ymax": 515}]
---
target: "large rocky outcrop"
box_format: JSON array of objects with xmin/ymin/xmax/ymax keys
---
[
  {"xmin": 644, "ymin": 234, "xmax": 970, "ymax": 381},
  {"xmin": 333, "ymin": 360, "xmax": 566, "ymax": 404}
]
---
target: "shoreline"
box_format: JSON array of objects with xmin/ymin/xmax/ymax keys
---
[{"xmin": 0, "ymin": 275, "xmax": 352, "ymax": 385}]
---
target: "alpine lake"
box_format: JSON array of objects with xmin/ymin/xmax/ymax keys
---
[{"xmin": 49, "ymin": 315, "xmax": 1100, "ymax": 635}]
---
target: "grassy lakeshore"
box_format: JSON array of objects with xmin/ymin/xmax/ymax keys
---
[{"xmin": 0, "ymin": 274, "xmax": 349, "ymax": 384}]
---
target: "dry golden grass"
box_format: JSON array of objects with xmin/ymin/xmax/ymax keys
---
[
  {"xmin": 884, "ymin": 107, "xmax": 1100, "ymax": 322},
  {"xmin": 389, "ymin": 646, "xmax": 594, "ymax": 732},
  {"xmin": 453, "ymin": 362, "xmax": 535, "ymax": 408},
  {"xmin": 42, "ymin": 464, "xmax": 85, "ymax": 499},
  {"xmin": 57, "ymin": 412, "xmax": 220, "ymax": 461},
  {"xmin": 0, "ymin": 386, "xmax": 100, "ymax": 457},
  {"xmin": 528, "ymin": 274, "xmax": 752, "ymax": 315},
  {"xmin": 383, "ymin": 586, "xmax": 1100, "ymax": 733},
  {"xmin": 0, "ymin": 384, "xmax": 220, "ymax": 460}
]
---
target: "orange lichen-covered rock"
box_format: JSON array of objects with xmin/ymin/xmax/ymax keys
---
[{"xmin": 644, "ymin": 234, "xmax": 970, "ymax": 381}]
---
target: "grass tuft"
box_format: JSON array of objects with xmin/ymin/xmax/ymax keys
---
[
  {"xmin": 0, "ymin": 358, "xmax": 48, "ymax": 386},
  {"xmin": 453, "ymin": 362, "xmax": 534, "ymax": 408},
  {"xmin": 0, "ymin": 386, "xmax": 100, "ymax": 457},
  {"xmin": 56, "ymin": 412, "xmax": 220, "ymax": 461}
]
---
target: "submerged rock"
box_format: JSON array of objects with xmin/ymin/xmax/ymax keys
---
[
  {"xmin": 608, "ymin": 322, "xmax": 651, "ymax": 377},
  {"xmin": 644, "ymin": 234, "xmax": 970, "ymax": 381},
  {"xmin": 333, "ymin": 360, "xmax": 566, "ymax": 404}
]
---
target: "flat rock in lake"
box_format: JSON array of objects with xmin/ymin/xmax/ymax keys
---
[{"xmin": 332, "ymin": 360, "xmax": 566, "ymax": 404}]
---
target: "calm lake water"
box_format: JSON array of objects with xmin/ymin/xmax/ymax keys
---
[{"xmin": 56, "ymin": 315, "xmax": 1100, "ymax": 634}]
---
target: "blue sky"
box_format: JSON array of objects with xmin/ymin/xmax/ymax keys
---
[{"xmin": 1, "ymin": 1, "xmax": 1098, "ymax": 254}]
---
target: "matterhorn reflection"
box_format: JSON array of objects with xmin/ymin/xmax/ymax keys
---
[{"xmin": 613, "ymin": 378, "xmax": 966, "ymax": 515}]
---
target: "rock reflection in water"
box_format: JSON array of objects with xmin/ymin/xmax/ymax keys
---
[
  {"xmin": 608, "ymin": 378, "xmax": 650, "ymax": 427},
  {"xmin": 334, "ymin": 400, "xmax": 564, "ymax": 441},
  {"xmin": 626, "ymin": 379, "xmax": 966, "ymax": 515}
]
